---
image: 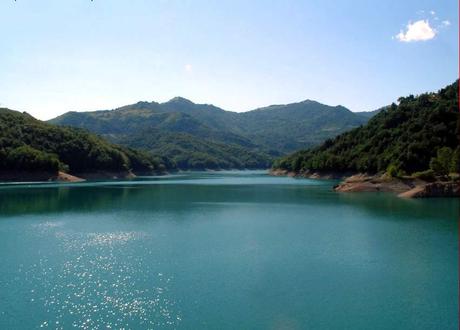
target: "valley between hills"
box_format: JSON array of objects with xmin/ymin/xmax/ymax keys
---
[{"xmin": 0, "ymin": 80, "xmax": 458, "ymax": 198}]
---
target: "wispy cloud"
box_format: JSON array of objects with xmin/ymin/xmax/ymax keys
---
[
  {"xmin": 395, "ymin": 19, "xmax": 436, "ymax": 42},
  {"xmin": 442, "ymin": 20, "xmax": 451, "ymax": 26},
  {"xmin": 184, "ymin": 64, "xmax": 193, "ymax": 73}
]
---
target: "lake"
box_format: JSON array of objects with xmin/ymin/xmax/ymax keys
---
[{"xmin": 0, "ymin": 171, "xmax": 457, "ymax": 329}]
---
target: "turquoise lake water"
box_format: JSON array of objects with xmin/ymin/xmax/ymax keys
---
[{"xmin": 0, "ymin": 171, "xmax": 458, "ymax": 329}]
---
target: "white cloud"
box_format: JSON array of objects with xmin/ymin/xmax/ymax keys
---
[
  {"xmin": 395, "ymin": 20, "xmax": 436, "ymax": 42},
  {"xmin": 430, "ymin": 10, "xmax": 436, "ymax": 15},
  {"xmin": 184, "ymin": 64, "xmax": 193, "ymax": 73},
  {"xmin": 442, "ymin": 20, "xmax": 451, "ymax": 26}
]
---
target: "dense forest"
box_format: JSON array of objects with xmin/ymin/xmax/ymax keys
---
[
  {"xmin": 0, "ymin": 108, "xmax": 170, "ymax": 176},
  {"xmin": 50, "ymin": 97, "xmax": 371, "ymax": 170},
  {"xmin": 122, "ymin": 131, "xmax": 271, "ymax": 170},
  {"xmin": 273, "ymin": 81, "xmax": 459, "ymax": 176}
]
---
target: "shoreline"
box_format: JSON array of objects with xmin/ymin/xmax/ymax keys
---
[
  {"xmin": 270, "ymin": 169, "xmax": 460, "ymax": 198},
  {"xmin": 2, "ymin": 169, "xmax": 458, "ymax": 198},
  {"xmin": 0, "ymin": 170, "xmax": 164, "ymax": 184},
  {"xmin": 0, "ymin": 168, "xmax": 270, "ymax": 184}
]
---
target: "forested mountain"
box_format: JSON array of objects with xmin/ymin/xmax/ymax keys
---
[
  {"xmin": 50, "ymin": 98, "xmax": 369, "ymax": 169},
  {"xmin": 0, "ymin": 108, "xmax": 171, "ymax": 177},
  {"xmin": 121, "ymin": 131, "xmax": 271, "ymax": 170},
  {"xmin": 237, "ymin": 100, "xmax": 366, "ymax": 151},
  {"xmin": 273, "ymin": 81, "xmax": 459, "ymax": 176}
]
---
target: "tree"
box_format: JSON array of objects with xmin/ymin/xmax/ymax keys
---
[
  {"xmin": 6, "ymin": 145, "xmax": 60, "ymax": 172},
  {"xmin": 386, "ymin": 164, "xmax": 399, "ymax": 177},
  {"xmin": 430, "ymin": 147, "xmax": 453, "ymax": 176},
  {"xmin": 450, "ymin": 147, "xmax": 460, "ymax": 173}
]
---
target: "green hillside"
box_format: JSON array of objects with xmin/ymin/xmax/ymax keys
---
[
  {"xmin": 0, "ymin": 108, "xmax": 170, "ymax": 177},
  {"xmin": 273, "ymin": 81, "xmax": 459, "ymax": 175},
  {"xmin": 50, "ymin": 98, "xmax": 369, "ymax": 169},
  {"xmin": 121, "ymin": 131, "xmax": 271, "ymax": 170},
  {"xmin": 237, "ymin": 100, "xmax": 367, "ymax": 151}
]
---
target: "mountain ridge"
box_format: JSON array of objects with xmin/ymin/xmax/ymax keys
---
[{"xmin": 50, "ymin": 98, "xmax": 370, "ymax": 170}]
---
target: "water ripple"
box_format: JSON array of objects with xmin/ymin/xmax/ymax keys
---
[{"xmin": 24, "ymin": 224, "xmax": 181, "ymax": 329}]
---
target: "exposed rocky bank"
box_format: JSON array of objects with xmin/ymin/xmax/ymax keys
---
[
  {"xmin": 270, "ymin": 170, "xmax": 459, "ymax": 198},
  {"xmin": 333, "ymin": 173, "xmax": 459, "ymax": 198}
]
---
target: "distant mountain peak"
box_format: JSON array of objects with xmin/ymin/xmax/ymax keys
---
[
  {"xmin": 166, "ymin": 97, "xmax": 194, "ymax": 105},
  {"xmin": 135, "ymin": 101, "xmax": 151, "ymax": 106},
  {"xmin": 299, "ymin": 99, "xmax": 319, "ymax": 104}
]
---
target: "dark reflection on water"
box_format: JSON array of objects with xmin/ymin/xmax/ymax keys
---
[{"xmin": 1, "ymin": 177, "xmax": 457, "ymax": 222}]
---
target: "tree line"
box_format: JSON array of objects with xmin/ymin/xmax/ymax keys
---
[
  {"xmin": 0, "ymin": 108, "xmax": 170, "ymax": 175},
  {"xmin": 273, "ymin": 80, "xmax": 459, "ymax": 178}
]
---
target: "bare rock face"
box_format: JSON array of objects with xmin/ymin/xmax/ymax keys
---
[
  {"xmin": 399, "ymin": 182, "xmax": 460, "ymax": 198},
  {"xmin": 269, "ymin": 169, "xmax": 296, "ymax": 177},
  {"xmin": 334, "ymin": 173, "xmax": 459, "ymax": 198},
  {"xmin": 333, "ymin": 174, "xmax": 414, "ymax": 193},
  {"xmin": 56, "ymin": 171, "xmax": 85, "ymax": 182},
  {"xmin": 306, "ymin": 171, "xmax": 345, "ymax": 179},
  {"xmin": 272, "ymin": 170, "xmax": 459, "ymax": 198}
]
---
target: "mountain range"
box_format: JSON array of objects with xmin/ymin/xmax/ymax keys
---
[
  {"xmin": 50, "ymin": 98, "xmax": 373, "ymax": 169},
  {"xmin": 1, "ymin": 81, "xmax": 454, "ymax": 180}
]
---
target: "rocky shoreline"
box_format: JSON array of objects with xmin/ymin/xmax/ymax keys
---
[
  {"xmin": 333, "ymin": 173, "xmax": 459, "ymax": 198},
  {"xmin": 397, "ymin": 181, "xmax": 460, "ymax": 198},
  {"xmin": 270, "ymin": 169, "xmax": 459, "ymax": 198},
  {"xmin": 332, "ymin": 173, "xmax": 415, "ymax": 194}
]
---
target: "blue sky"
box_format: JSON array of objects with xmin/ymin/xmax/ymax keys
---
[{"xmin": 0, "ymin": 0, "xmax": 457, "ymax": 120}]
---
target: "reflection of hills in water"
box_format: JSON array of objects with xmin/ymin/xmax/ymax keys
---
[
  {"xmin": 0, "ymin": 185, "xmax": 134, "ymax": 216},
  {"xmin": 0, "ymin": 175, "xmax": 458, "ymax": 221}
]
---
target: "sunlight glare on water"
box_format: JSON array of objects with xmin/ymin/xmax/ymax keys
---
[{"xmin": 0, "ymin": 171, "xmax": 457, "ymax": 329}]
